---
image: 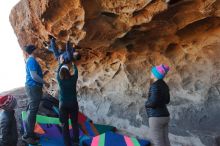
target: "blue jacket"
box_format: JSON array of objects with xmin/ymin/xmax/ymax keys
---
[
  {"xmin": 49, "ymin": 39, "xmax": 75, "ymax": 64},
  {"xmin": 57, "ymin": 64, "xmax": 78, "ymax": 107},
  {"xmin": 145, "ymin": 79, "xmax": 170, "ymax": 117},
  {"xmin": 0, "ymin": 110, "xmax": 18, "ymax": 146}
]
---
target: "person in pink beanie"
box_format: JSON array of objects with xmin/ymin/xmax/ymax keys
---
[
  {"xmin": 145, "ymin": 64, "xmax": 171, "ymax": 146},
  {"xmin": 0, "ymin": 95, "xmax": 18, "ymax": 146}
]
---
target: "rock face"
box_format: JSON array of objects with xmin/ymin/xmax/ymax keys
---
[{"xmin": 10, "ymin": 0, "xmax": 220, "ymax": 145}]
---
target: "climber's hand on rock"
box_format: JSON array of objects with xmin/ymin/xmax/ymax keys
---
[
  {"xmin": 48, "ymin": 34, "xmax": 55, "ymax": 40},
  {"xmin": 73, "ymin": 52, "xmax": 81, "ymax": 62}
]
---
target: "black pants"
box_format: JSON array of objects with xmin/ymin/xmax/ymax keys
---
[
  {"xmin": 25, "ymin": 85, "xmax": 42, "ymax": 138},
  {"xmin": 59, "ymin": 104, "xmax": 79, "ymax": 146}
]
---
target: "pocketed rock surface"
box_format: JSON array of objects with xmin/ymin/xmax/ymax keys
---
[{"xmin": 9, "ymin": 0, "xmax": 220, "ymax": 145}]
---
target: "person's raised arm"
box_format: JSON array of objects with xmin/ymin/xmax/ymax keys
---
[
  {"xmin": 56, "ymin": 63, "xmax": 63, "ymax": 81},
  {"xmin": 72, "ymin": 63, "xmax": 78, "ymax": 78},
  {"xmin": 49, "ymin": 37, "xmax": 60, "ymax": 59},
  {"xmin": 66, "ymin": 41, "xmax": 74, "ymax": 61}
]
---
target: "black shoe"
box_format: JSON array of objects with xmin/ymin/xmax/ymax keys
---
[
  {"xmin": 22, "ymin": 135, "xmax": 38, "ymax": 145},
  {"xmin": 33, "ymin": 133, "xmax": 40, "ymax": 140}
]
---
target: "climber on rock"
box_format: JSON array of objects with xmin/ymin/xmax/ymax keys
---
[
  {"xmin": 145, "ymin": 64, "xmax": 171, "ymax": 146},
  {"xmin": 47, "ymin": 35, "xmax": 81, "ymax": 64},
  {"xmin": 57, "ymin": 55, "xmax": 80, "ymax": 146},
  {"xmin": 22, "ymin": 45, "xmax": 50, "ymax": 145},
  {"xmin": 0, "ymin": 95, "xmax": 18, "ymax": 146}
]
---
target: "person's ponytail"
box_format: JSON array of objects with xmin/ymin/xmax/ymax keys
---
[{"xmin": 59, "ymin": 65, "xmax": 71, "ymax": 80}]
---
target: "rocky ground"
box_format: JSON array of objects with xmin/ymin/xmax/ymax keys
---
[{"xmin": 8, "ymin": 0, "xmax": 220, "ymax": 145}]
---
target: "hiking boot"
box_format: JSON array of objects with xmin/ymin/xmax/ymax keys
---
[{"xmin": 22, "ymin": 135, "xmax": 38, "ymax": 145}]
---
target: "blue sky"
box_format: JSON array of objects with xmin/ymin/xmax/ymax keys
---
[{"xmin": 0, "ymin": 0, "xmax": 25, "ymax": 92}]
